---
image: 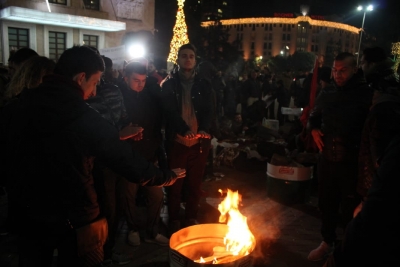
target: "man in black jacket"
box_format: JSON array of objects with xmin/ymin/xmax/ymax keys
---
[
  {"xmin": 0, "ymin": 46, "xmax": 185, "ymax": 267},
  {"xmin": 118, "ymin": 61, "xmax": 170, "ymax": 247},
  {"xmin": 307, "ymin": 52, "xmax": 373, "ymax": 261},
  {"xmin": 160, "ymin": 44, "xmax": 213, "ymax": 234}
]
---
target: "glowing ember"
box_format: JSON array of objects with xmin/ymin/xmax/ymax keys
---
[{"xmin": 194, "ymin": 189, "xmax": 256, "ymax": 264}]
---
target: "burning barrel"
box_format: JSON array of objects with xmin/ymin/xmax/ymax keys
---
[{"xmin": 169, "ymin": 190, "xmax": 256, "ymax": 266}]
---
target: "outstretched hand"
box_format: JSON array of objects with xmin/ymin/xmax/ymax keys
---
[
  {"xmin": 171, "ymin": 168, "xmax": 186, "ymax": 179},
  {"xmin": 183, "ymin": 130, "xmax": 211, "ymax": 139},
  {"xmin": 119, "ymin": 123, "xmax": 143, "ymax": 140},
  {"xmin": 311, "ymin": 129, "xmax": 324, "ymax": 151}
]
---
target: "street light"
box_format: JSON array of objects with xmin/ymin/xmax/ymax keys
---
[{"xmin": 357, "ymin": 4, "xmax": 373, "ymax": 65}]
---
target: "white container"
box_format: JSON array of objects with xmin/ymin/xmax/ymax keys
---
[
  {"xmin": 266, "ymin": 162, "xmax": 313, "ymax": 181},
  {"xmin": 281, "ymin": 107, "xmax": 303, "ymax": 116},
  {"xmin": 262, "ymin": 118, "xmax": 279, "ymax": 131}
]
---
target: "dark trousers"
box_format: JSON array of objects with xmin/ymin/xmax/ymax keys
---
[
  {"xmin": 267, "ymin": 101, "xmax": 275, "ymax": 119},
  {"xmin": 167, "ymin": 140, "xmax": 211, "ymax": 221},
  {"xmin": 99, "ymin": 168, "xmax": 123, "ymax": 259},
  {"xmin": 118, "ymin": 178, "xmax": 164, "ymax": 238},
  {"xmin": 317, "ymin": 156, "xmax": 361, "ymax": 245}
]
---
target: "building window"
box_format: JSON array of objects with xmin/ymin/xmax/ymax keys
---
[
  {"xmin": 251, "ymin": 42, "xmax": 255, "ymax": 49},
  {"xmin": 83, "ymin": 34, "xmax": 98, "ymax": 49},
  {"xmin": 268, "ymin": 43, "xmax": 272, "ymax": 49},
  {"xmin": 49, "ymin": 31, "xmax": 66, "ymax": 61},
  {"xmin": 287, "ymin": 34, "xmax": 290, "ymax": 41},
  {"xmin": 283, "ymin": 24, "xmax": 287, "ymax": 31},
  {"xmin": 8, "ymin": 27, "xmax": 29, "ymax": 51},
  {"xmin": 264, "ymin": 43, "xmax": 267, "ymax": 49},
  {"xmin": 269, "ymin": 33, "xmax": 272, "ymax": 40},
  {"xmin": 48, "ymin": 0, "xmax": 67, "ymax": 4},
  {"xmin": 282, "ymin": 34, "xmax": 286, "ymax": 41},
  {"xmin": 83, "ymin": 0, "xmax": 99, "ymax": 9},
  {"xmin": 269, "ymin": 25, "xmax": 272, "ymax": 31}
]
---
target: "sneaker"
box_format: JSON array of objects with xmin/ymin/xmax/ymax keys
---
[
  {"xmin": 111, "ymin": 252, "xmax": 131, "ymax": 265},
  {"xmin": 127, "ymin": 230, "xmax": 140, "ymax": 246},
  {"xmin": 144, "ymin": 233, "xmax": 169, "ymax": 246},
  {"xmin": 307, "ymin": 241, "xmax": 334, "ymax": 261}
]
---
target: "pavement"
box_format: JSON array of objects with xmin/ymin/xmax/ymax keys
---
[
  {"xmin": 0, "ymin": 167, "xmax": 336, "ymax": 267},
  {"xmin": 0, "ymin": 122, "xmax": 344, "ymax": 267}
]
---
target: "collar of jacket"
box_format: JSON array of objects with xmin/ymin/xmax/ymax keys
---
[
  {"xmin": 178, "ymin": 67, "xmax": 196, "ymax": 81},
  {"xmin": 334, "ymin": 72, "xmax": 366, "ymax": 91},
  {"xmin": 42, "ymin": 74, "xmax": 84, "ymax": 98}
]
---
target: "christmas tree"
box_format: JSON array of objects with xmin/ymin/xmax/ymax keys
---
[
  {"xmin": 167, "ymin": 0, "xmax": 190, "ymax": 70},
  {"xmin": 392, "ymin": 42, "xmax": 400, "ymax": 73}
]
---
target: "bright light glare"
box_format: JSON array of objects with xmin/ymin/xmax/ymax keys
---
[
  {"xmin": 286, "ymin": 46, "xmax": 289, "ymax": 49},
  {"xmin": 46, "ymin": 0, "xmax": 51, "ymax": 12},
  {"xmin": 128, "ymin": 44, "xmax": 145, "ymax": 59},
  {"xmin": 280, "ymin": 50, "xmax": 284, "ymax": 55},
  {"xmin": 357, "ymin": 6, "xmax": 363, "ymax": 11},
  {"xmin": 367, "ymin": 5, "xmax": 373, "ymax": 11}
]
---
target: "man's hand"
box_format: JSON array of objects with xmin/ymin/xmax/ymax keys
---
[
  {"xmin": 183, "ymin": 130, "xmax": 197, "ymax": 140},
  {"xmin": 172, "ymin": 168, "xmax": 186, "ymax": 179},
  {"xmin": 119, "ymin": 124, "xmax": 143, "ymax": 140},
  {"xmin": 196, "ymin": 130, "xmax": 211, "ymax": 139},
  {"xmin": 311, "ymin": 129, "xmax": 324, "ymax": 151}
]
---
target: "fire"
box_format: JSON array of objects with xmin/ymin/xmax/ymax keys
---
[
  {"xmin": 194, "ymin": 189, "xmax": 255, "ymax": 264},
  {"xmin": 218, "ymin": 189, "xmax": 255, "ymax": 256}
]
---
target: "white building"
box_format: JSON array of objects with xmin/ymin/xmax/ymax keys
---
[
  {"xmin": 0, "ymin": 0, "xmax": 156, "ymax": 63},
  {"xmin": 202, "ymin": 14, "xmax": 360, "ymax": 63}
]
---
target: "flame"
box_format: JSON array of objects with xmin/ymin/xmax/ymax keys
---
[
  {"xmin": 218, "ymin": 189, "xmax": 255, "ymax": 256},
  {"xmin": 194, "ymin": 189, "xmax": 255, "ymax": 264}
]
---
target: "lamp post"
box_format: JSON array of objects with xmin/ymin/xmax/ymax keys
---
[{"xmin": 357, "ymin": 5, "xmax": 373, "ymax": 65}]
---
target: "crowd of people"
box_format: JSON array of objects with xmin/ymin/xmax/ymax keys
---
[{"xmin": 0, "ymin": 43, "xmax": 399, "ymax": 267}]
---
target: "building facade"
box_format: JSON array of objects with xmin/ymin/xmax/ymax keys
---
[
  {"xmin": 0, "ymin": 0, "xmax": 155, "ymax": 64},
  {"xmin": 202, "ymin": 14, "xmax": 360, "ymax": 63}
]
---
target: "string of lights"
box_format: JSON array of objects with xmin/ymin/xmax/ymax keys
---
[
  {"xmin": 167, "ymin": 0, "xmax": 190, "ymax": 64},
  {"xmin": 392, "ymin": 42, "xmax": 400, "ymax": 71},
  {"xmin": 202, "ymin": 16, "xmax": 360, "ymax": 34}
]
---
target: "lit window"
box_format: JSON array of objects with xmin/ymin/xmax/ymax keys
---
[
  {"xmin": 83, "ymin": 34, "xmax": 98, "ymax": 49},
  {"xmin": 83, "ymin": 0, "xmax": 100, "ymax": 10},
  {"xmin": 49, "ymin": 31, "xmax": 66, "ymax": 61},
  {"xmin": 8, "ymin": 27, "xmax": 29, "ymax": 51},
  {"xmin": 48, "ymin": 0, "xmax": 67, "ymax": 4}
]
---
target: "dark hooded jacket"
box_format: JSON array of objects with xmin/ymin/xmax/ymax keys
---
[
  {"xmin": 0, "ymin": 74, "xmax": 177, "ymax": 228},
  {"xmin": 307, "ymin": 72, "xmax": 373, "ymax": 162}
]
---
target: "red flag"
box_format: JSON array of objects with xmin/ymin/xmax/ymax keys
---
[{"xmin": 300, "ymin": 58, "xmax": 319, "ymax": 127}]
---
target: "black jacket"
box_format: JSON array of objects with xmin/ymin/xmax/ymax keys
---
[
  {"xmin": 120, "ymin": 79, "xmax": 164, "ymax": 162},
  {"xmin": 0, "ymin": 74, "xmax": 177, "ymax": 227},
  {"xmin": 357, "ymin": 60, "xmax": 400, "ymax": 196},
  {"xmin": 160, "ymin": 69, "xmax": 213, "ymax": 143},
  {"xmin": 308, "ymin": 73, "xmax": 373, "ymax": 162}
]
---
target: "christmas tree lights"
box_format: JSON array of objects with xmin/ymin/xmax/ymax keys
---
[
  {"xmin": 167, "ymin": 0, "xmax": 190, "ymax": 65},
  {"xmin": 392, "ymin": 42, "xmax": 400, "ymax": 72}
]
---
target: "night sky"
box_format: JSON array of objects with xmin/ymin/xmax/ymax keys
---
[{"xmin": 154, "ymin": 0, "xmax": 400, "ymax": 63}]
